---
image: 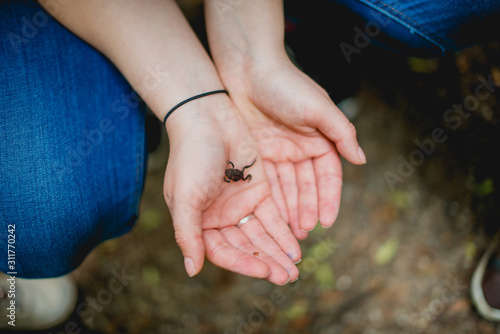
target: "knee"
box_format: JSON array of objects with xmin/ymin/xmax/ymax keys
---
[{"xmin": 0, "ymin": 178, "xmax": 138, "ymax": 278}]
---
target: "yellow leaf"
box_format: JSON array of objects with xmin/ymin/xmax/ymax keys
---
[
  {"xmin": 464, "ymin": 241, "xmax": 476, "ymax": 261},
  {"xmin": 375, "ymin": 237, "xmax": 399, "ymax": 266},
  {"xmin": 283, "ymin": 303, "xmax": 308, "ymax": 320}
]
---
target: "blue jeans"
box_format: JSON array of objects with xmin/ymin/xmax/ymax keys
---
[
  {"xmin": 0, "ymin": 0, "xmax": 498, "ymax": 279},
  {"xmin": 332, "ymin": 0, "xmax": 500, "ymax": 56},
  {"xmin": 286, "ymin": 0, "xmax": 500, "ymax": 57},
  {"xmin": 0, "ymin": 1, "xmax": 146, "ymax": 278}
]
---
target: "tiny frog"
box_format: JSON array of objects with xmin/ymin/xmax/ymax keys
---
[{"xmin": 224, "ymin": 159, "xmax": 256, "ymax": 183}]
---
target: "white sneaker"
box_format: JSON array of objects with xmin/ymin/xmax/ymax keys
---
[
  {"xmin": 471, "ymin": 231, "xmax": 500, "ymax": 322},
  {"xmin": 0, "ymin": 273, "xmax": 78, "ymax": 330}
]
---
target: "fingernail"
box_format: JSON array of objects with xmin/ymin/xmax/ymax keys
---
[
  {"xmin": 321, "ymin": 218, "xmax": 335, "ymax": 228},
  {"xmin": 294, "ymin": 258, "xmax": 302, "ymax": 264},
  {"xmin": 277, "ymin": 277, "xmax": 291, "ymax": 286},
  {"xmin": 261, "ymin": 270, "xmax": 271, "ymax": 279},
  {"xmin": 184, "ymin": 257, "xmax": 196, "ymax": 277},
  {"xmin": 358, "ymin": 146, "xmax": 367, "ymax": 164}
]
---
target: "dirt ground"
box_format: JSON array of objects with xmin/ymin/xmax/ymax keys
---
[{"xmin": 31, "ymin": 10, "xmax": 500, "ymax": 334}]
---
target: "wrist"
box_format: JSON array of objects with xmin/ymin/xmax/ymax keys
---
[
  {"xmin": 205, "ymin": 0, "xmax": 289, "ymax": 85},
  {"xmin": 218, "ymin": 48, "xmax": 289, "ymax": 79},
  {"xmin": 215, "ymin": 49, "xmax": 294, "ymax": 98},
  {"xmin": 164, "ymin": 92, "xmax": 234, "ymax": 139}
]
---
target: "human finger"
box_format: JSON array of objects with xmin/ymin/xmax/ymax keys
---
[
  {"xmin": 275, "ymin": 162, "xmax": 308, "ymax": 240},
  {"xmin": 239, "ymin": 210, "xmax": 300, "ymax": 283},
  {"xmin": 311, "ymin": 100, "xmax": 366, "ymax": 165},
  {"xmin": 220, "ymin": 225, "xmax": 295, "ymax": 285},
  {"xmin": 263, "ymin": 160, "xmax": 289, "ymax": 223},
  {"xmin": 313, "ymin": 150, "xmax": 342, "ymax": 228},
  {"xmin": 203, "ymin": 228, "xmax": 271, "ymax": 279},
  {"xmin": 168, "ymin": 202, "xmax": 206, "ymax": 277},
  {"xmin": 295, "ymin": 159, "xmax": 319, "ymax": 232},
  {"xmin": 254, "ymin": 196, "xmax": 302, "ymax": 264}
]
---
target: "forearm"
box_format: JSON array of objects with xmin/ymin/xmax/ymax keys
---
[
  {"xmin": 39, "ymin": 0, "xmax": 225, "ymax": 125},
  {"xmin": 204, "ymin": 0, "xmax": 289, "ymax": 76}
]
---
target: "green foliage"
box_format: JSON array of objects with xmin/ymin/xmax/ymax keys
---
[{"xmin": 475, "ymin": 178, "xmax": 495, "ymax": 197}]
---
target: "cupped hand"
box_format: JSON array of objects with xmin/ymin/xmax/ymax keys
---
[
  {"xmin": 163, "ymin": 96, "xmax": 301, "ymax": 284},
  {"xmin": 218, "ymin": 60, "xmax": 366, "ymax": 239}
]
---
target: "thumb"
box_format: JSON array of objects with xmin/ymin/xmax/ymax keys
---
[
  {"xmin": 170, "ymin": 204, "xmax": 205, "ymax": 277},
  {"xmin": 312, "ymin": 100, "xmax": 366, "ymax": 165}
]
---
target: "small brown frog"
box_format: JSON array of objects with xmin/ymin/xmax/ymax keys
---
[{"xmin": 224, "ymin": 159, "xmax": 256, "ymax": 183}]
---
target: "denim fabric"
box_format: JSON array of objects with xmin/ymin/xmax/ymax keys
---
[
  {"xmin": 331, "ymin": 0, "xmax": 500, "ymax": 56},
  {"xmin": 0, "ymin": 1, "xmax": 146, "ymax": 278}
]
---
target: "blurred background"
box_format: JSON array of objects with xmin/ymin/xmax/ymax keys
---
[{"xmin": 47, "ymin": 1, "xmax": 500, "ymax": 333}]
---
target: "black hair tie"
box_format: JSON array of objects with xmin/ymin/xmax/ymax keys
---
[{"xmin": 162, "ymin": 90, "xmax": 229, "ymax": 125}]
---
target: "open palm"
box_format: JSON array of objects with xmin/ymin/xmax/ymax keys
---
[
  {"xmin": 163, "ymin": 102, "xmax": 300, "ymax": 284},
  {"xmin": 223, "ymin": 62, "xmax": 366, "ymax": 239}
]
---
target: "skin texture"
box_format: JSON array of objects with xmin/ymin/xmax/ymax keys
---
[
  {"xmin": 205, "ymin": 0, "xmax": 366, "ymax": 239},
  {"xmin": 39, "ymin": 0, "xmax": 301, "ymax": 284}
]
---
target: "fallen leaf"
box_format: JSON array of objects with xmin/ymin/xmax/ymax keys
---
[
  {"xmin": 389, "ymin": 190, "xmax": 411, "ymax": 209},
  {"xmin": 375, "ymin": 237, "xmax": 399, "ymax": 266},
  {"xmin": 464, "ymin": 241, "xmax": 476, "ymax": 261},
  {"xmin": 282, "ymin": 302, "xmax": 308, "ymax": 321}
]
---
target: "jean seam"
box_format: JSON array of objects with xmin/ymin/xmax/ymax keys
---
[
  {"xmin": 133, "ymin": 113, "xmax": 145, "ymax": 216},
  {"xmin": 356, "ymin": 0, "xmax": 448, "ymax": 54}
]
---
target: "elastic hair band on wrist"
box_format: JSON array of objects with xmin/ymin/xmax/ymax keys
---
[{"xmin": 163, "ymin": 89, "xmax": 229, "ymax": 125}]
